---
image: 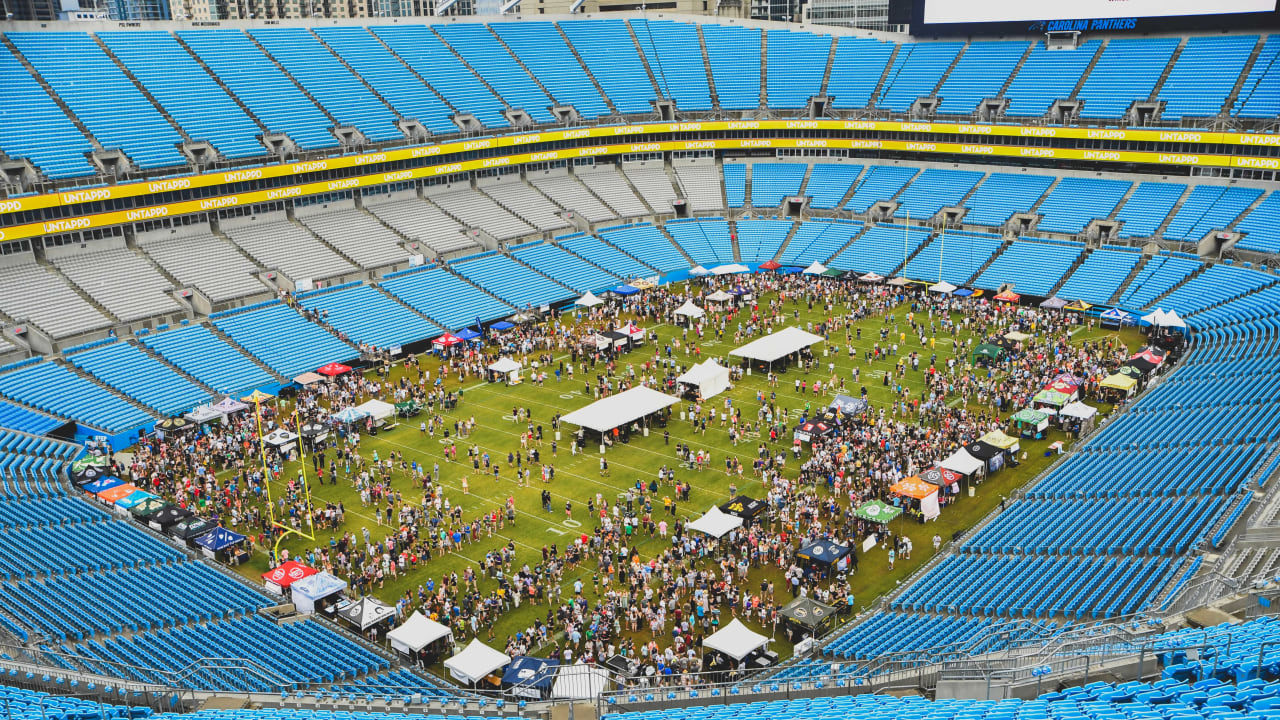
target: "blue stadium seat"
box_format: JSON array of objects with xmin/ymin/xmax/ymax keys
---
[
  {"xmin": 560, "ymin": 20, "xmax": 657, "ymax": 115},
  {"xmin": 0, "ymin": 43, "xmax": 99, "ymax": 179}
]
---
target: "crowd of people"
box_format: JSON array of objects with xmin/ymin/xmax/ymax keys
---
[{"xmin": 103, "ymin": 271, "xmax": 1167, "ymax": 688}]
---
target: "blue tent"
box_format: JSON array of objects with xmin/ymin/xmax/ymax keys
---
[
  {"xmin": 612, "ymin": 285, "xmax": 640, "ymax": 295},
  {"xmin": 83, "ymin": 476, "xmax": 125, "ymax": 494},
  {"xmin": 953, "ymin": 288, "xmax": 974, "ymax": 297},
  {"xmin": 195, "ymin": 526, "xmax": 248, "ymax": 552},
  {"xmin": 491, "ymin": 321, "xmax": 515, "ymax": 331},
  {"xmin": 796, "ymin": 539, "xmax": 852, "ymax": 569},
  {"xmin": 333, "ymin": 407, "xmax": 369, "ymax": 424},
  {"xmin": 502, "ymin": 656, "xmax": 560, "ymax": 698},
  {"xmin": 456, "ymin": 328, "xmax": 482, "ymax": 341}
]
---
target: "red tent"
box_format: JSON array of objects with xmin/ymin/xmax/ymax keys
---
[
  {"xmin": 759, "ymin": 260, "xmax": 782, "ymax": 271},
  {"xmin": 994, "ymin": 290, "xmax": 1021, "ymax": 302},
  {"xmin": 262, "ymin": 560, "xmax": 317, "ymax": 592},
  {"xmin": 317, "ymin": 363, "xmax": 352, "ymax": 376},
  {"xmin": 433, "ymin": 333, "xmax": 463, "ymax": 348}
]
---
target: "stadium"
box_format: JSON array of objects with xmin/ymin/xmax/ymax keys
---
[{"xmin": 1, "ymin": 0, "xmax": 1280, "ymax": 718}]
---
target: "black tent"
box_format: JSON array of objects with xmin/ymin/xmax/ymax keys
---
[
  {"xmin": 779, "ymin": 596, "xmax": 836, "ymax": 636},
  {"xmin": 795, "ymin": 539, "xmax": 853, "ymax": 571},
  {"xmin": 147, "ymin": 504, "xmax": 192, "ymax": 532},
  {"xmin": 720, "ymin": 496, "xmax": 767, "ymax": 524},
  {"xmin": 828, "ymin": 394, "xmax": 869, "ymax": 417},
  {"xmin": 793, "ymin": 420, "xmax": 835, "ymax": 443},
  {"xmin": 964, "ymin": 441, "xmax": 1007, "ymax": 474},
  {"xmin": 169, "ymin": 517, "xmax": 215, "ymax": 546}
]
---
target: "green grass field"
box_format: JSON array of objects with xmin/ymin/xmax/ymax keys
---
[{"xmin": 224, "ymin": 292, "xmax": 1142, "ymax": 668}]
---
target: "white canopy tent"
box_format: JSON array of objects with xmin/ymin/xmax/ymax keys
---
[
  {"xmin": 354, "ymin": 400, "xmax": 396, "ymax": 422},
  {"xmin": 487, "ymin": 357, "xmax": 523, "ymax": 385},
  {"xmin": 1060, "ymin": 401, "xmax": 1098, "ymax": 419},
  {"xmin": 444, "ymin": 640, "xmax": 511, "ymax": 685},
  {"xmin": 929, "ymin": 280, "xmax": 957, "ymax": 294},
  {"xmin": 1159, "ymin": 310, "xmax": 1187, "ymax": 329},
  {"xmin": 690, "ymin": 266, "xmax": 711, "ymax": 276},
  {"xmin": 560, "ymin": 386, "xmax": 680, "ymax": 433},
  {"xmin": 551, "ymin": 662, "xmax": 610, "ymax": 700},
  {"xmin": 184, "ymin": 404, "xmax": 224, "ymax": 424},
  {"xmin": 802, "ymin": 261, "xmax": 827, "ymax": 275},
  {"xmin": 674, "ymin": 300, "xmax": 705, "ymax": 320},
  {"xmin": 686, "ymin": 505, "xmax": 743, "ymax": 538},
  {"xmin": 730, "ymin": 326, "xmax": 824, "ymax": 364},
  {"xmin": 677, "ymin": 359, "xmax": 731, "ymax": 399},
  {"xmin": 1140, "ymin": 309, "xmax": 1168, "ymax": 326},
  {"xmin": 703, "ymin": 619, "xmax": 769, "ymax": 661},
  {"xmin": 291, "ymin": 572, "xmax": 347, "ymax": 614},
  {"xmin": 705, "ymin": 290, "xmax": 734, "ymax": 303},
  {"xmin": 941, "ymin": 448, "xmax": 984, "ymax": 476},
  {"xmin": 710, "ymin": 263, "xmax": 749, "ymax": 276},
  {"xmin": 388, "ymin": 612, "xmax": 454, "ymax": 655},
  {"xmin": 575, "ymin": 291, "xmax": 604, "ymax": 308}
]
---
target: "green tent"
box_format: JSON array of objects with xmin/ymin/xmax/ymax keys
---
[
  {"xmin": 854, "ymin": 499, "xmax": 902, "ymax": 524},
  {"xmin": 71, "ymin": 455, "xmax": 109, "ymax": 473},
  {"xmin": 1011, "ymin": 408, "xmax": 1050, "ymax": 426},
  {"xmin": 394, "ymin": 401, "xmax": 423, "ymax": 417},
  {"xmin": 974, "ymin": 343, "xmax": 1005, "ymax": 362},
  {"xmin": 821, "ymin": 267, "xmax": 844, "ymax": 277},
  {"xmin": 1032, "ymin": 389, "xmax": 1071, "ymax": 407}
]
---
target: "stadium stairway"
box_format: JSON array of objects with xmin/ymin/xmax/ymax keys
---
[
  {"xmin": 958, "ymin": 236, "xmax": 1011, "ymax": 287},
  {"xmin": 483, "ymin": 29, "xmax": 565, "ymax": 116},
  {"xmin": 90, "ymin": 36, "xmax": 194, "ymax": 150},
  {"xmin": 203, "ymin": 324, "xmax": 289, "ymax": 385},
  {"xmin": 244, "ymin": 33, "xmax": 345, "ymax": 141},
  {"xmin": 429, "ymin": 27, "xmax": 517, "ymax": 121},
  {"xmin": 1045, "ymin": 248, "xmax": 1092, "ymax": 297},
  {"xmin": 695, "ymin": 25, "xmax": 720, "ymax": 107},
  {"xmin": 0, "ymin": 35, "xmax": 105, "ymax": 155},
  {"xmin": 1148, "ymin": 37, "xmax": 1187, "ymax": 105},
  {"xmin": 1148, "ymin": 262, "xmax": 1210, "ymax": 308},
  {"xmin": 1068, "ymin": 38, "xmax": 1109, "ymax": 105},
  {"xmin": 1108, "ymin": 254, "xmax": 1153, "ymax": 304},
  {"xmin": 1225, "ymin": 36, "xmax": 1270, "ymax": 113},
  {"xmin": 170, "ymin": 34, "xmax": 270, "ymax": 141},
  {"xmin": 60, "ymin": 359, "xmax": 164, "ymax": 420},
  {"xmin": 128, "ymin": 339, "xmax": 219, "ymax": 399},
  {"xmin": 309, "ymin": 33, "xmax": 409, "ymax": 134},
  {"xmin": 554, "ymin": 24, "xmax": 620, "ymax": 116}
]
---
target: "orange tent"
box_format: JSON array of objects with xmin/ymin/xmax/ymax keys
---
[
  {"xmin": 97, "ymin": 483, "xmax": 140, "ymax": 503},
  {"xmin": 890, "ymin": 476, "xmax": 938, "ymax": 500}
]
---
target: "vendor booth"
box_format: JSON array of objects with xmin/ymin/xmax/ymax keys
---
[
  {"xmin": 973, "ymin": 343, "xmax": 1005, "ymax": 365},
  {"xmin": 168, "ymin": 517, "xmax": 215, "ymax": 547},
  {"xmin": 82, "ymin": 475, "xmax": 123, "ymax": 496},
  {"xmin": 69, "ymin": 455, "xmax": 111, "ymax": 485},
  {"xmin": 127, "ymin": 496, "xmax": 167, "ymax": 523},
  {"xmin": 1100, "ymin": 372, "xmax": 1139, "ymax": 399},
  {"xmin": 444, "ymin": 640, "xmax": 511, "ymax": 687},
  {"xmin": 918, "ymin": 467, "xmax": 963, "ymax": 496},
  {"xmin": 705, "ymin": 289, "xmax": 734, "ymax": 305},
  {"xmin": 263, "ymin": 429, "xmax": 299, "ymax": 456},
  {"xmin": 291, "ymin": 571, "xmax": 348, "ymax": 614},
  {"xmin": 802, "ymin": 261, "xmax": 827, "ymax": 275},
  {"xmin": 354, "ymin": 400, "xmax": 397, "ymax": 430},
  {"xmin": 293, "ymin": 372, "xmax": 325, "ymax": 387},
  {"xmin": 1010, "ymin": 408, "xmax": 1051, "ymax": 439},
  {"xmin": 195, "ymin": 526, "xmax": 249, "ymax": 564},
  {"xmin": 560, "ymin": 386, "xmax": 678, "ymax": 444},
  {"xmin": 994, "ymin": 290, "xmax": 1021, "ymax": 303},
  {"xmin": 929, "ymin": 280, "xmax": 957, "ymax": 294},
  {"xmin": 676, "ymin": 359, "xmax": 731, "ymax": 400},
  {"xmin": 317, "ymin": 362, "xmax": 351, "ymax": 377},
  {"xmin": 575, "ymin": 291, "xmax": 604, "ymax": 308},
  {"xmin": 338, "ymin": 596, "xmax": 397, "ymax": 634},
  {"xmin": 1100, "ymin": 307, "xmax": 1132, "ymax": 328},
  {"xmin": 854, "ymin": 499, "xmax": 902, "ymax": 525},
  {"xmin": 829, "ymin": 394, "xmax": 869, "ymax": 417},
  {"xmin": 1060, "ymin": 401, "xmax": 1098, "ymax": 437},
  {"xmin": 979, "ymin": 430, "xmax": 1021, "ymax": 460},
  {"xmin": 262, "ymin": 560, "xmax": 317, "ymax": 595},
  {"xmin": 703, "ymin": 619, "xmax": 773, "ymax": 671},
  {"xmin": 890, "ymin": 476, "xmax": 941, "ymax": 522},
  {"xmin": 673, "ymin": 300, "xmax": 705, "ymax": 322},
  {"xmin": 963, "ymin": 441, "xmax": 1007, "ymax": 474},
  {"xmin": 213, "ymin": 396, "xmax": 250, "ymax": 415},
  {"xmin": 779, "ymin": 596, "xmax": 837, "ymax": 642},
  {"xmin": 1032, "ymin": 388, "xmax": 1071, "ymax": 411},
  {"xmin": 184, "ymin": 404, "xmax": 225, "ymax": 425},
  {"xmin": 720, "ymin": 495, "xmax": 767, "ymax": 526},
  {"xmin": 433, "ymin": 333, "xmax": 463, "ymax": 351},
  {"xmin": 487, "ymin": 357, "xmax": 523, "ymax": 385},
  {"xmin": 388, "ymin": 612, "xmax": 454, "ymax": 667},
  {"xmin": 502, "ymin": 656, "xmax": 560, "ymax": 699},
  {"xmin": 711, "ymin": 263, "xmax": 749, "ymax": 276},
  {"xmin": 686, "ymin": 505, "xmax": 743, "ymax": 538},
  {"xmin": 942, "ymin": 445, "xmax": 988, "ymax": 479},
  {"xmin": 730, "ymin": 326, "xmax": 823, "ymax": 373},
  {"xmin": 793, "ymin": 419, "xmax": 835, "ymax": 445},
  {"xmin": 146, "ymin": 504, "xmax": 192, "ymax": 532},
  {"xmin": 795, "ymin": 539, "xmax": 853, "ymax": 574}
]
